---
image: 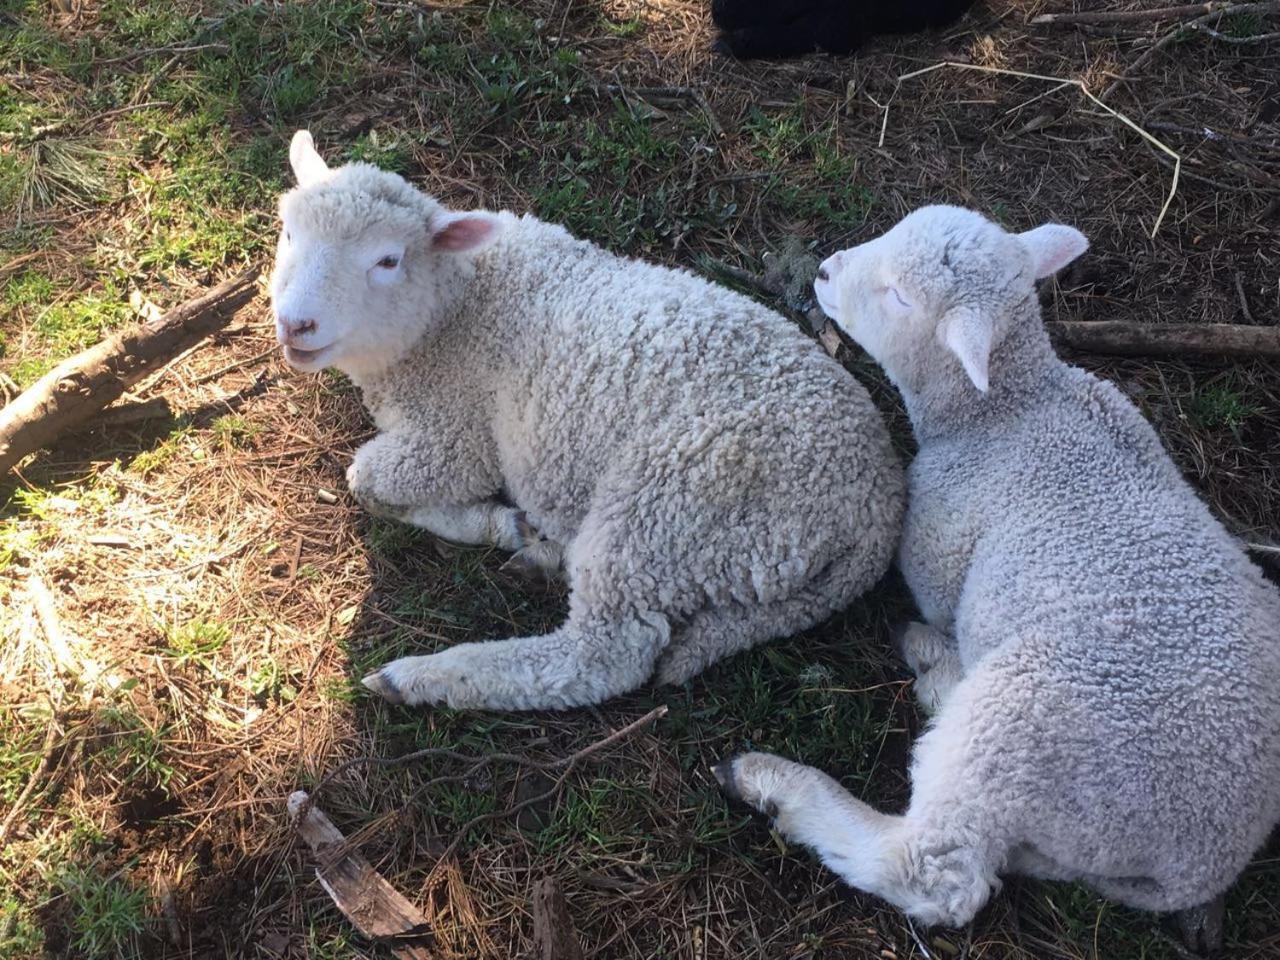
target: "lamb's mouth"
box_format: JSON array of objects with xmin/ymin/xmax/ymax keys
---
[{"xmin": 283, "ymin": 343, "xmax": 336, "ymax": 368}]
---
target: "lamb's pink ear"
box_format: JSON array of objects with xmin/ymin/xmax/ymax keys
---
[
  {"xmin": 1017, "ymin": 223, "xmax": 1088, "ymax": 279},
  {"xmin": 428, "ymin": 211, "xmax": 502, "ymax": 253},
  {"xmin": 938, "ymin": 306, "xmax": 993, "ymax": 393},
  {"xmin": 290, "ymin": 130, "xmax": 330, "ymax": 187}
]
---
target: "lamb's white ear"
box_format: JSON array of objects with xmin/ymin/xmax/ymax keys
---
[
  {"xmin": 428, "ymin": 210, "xmax": 502, "ymax": 253},
  {"xmin": 1017, "ymin": 223, "xmax": 1088, "ymax": 279},
  {"xmin": 939, "ymin": 306, "xmax": 993, "ymax": 393},
  {"xmin": 290, "ymin": 130, "xmax": 330, "ymax": 187}
]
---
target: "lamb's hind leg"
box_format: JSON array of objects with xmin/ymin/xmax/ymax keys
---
[{"xmin": 712, "ymin": 751, "xmax": 999, "ymax": 928}]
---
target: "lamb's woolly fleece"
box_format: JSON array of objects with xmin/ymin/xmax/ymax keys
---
[
  {"xmin": 269, "ymin": 131, "xmax": 904, "ymax": 711},
  {"xmin": 718, "ymin": 206, "xmax": 1280, "ymax": 926}
]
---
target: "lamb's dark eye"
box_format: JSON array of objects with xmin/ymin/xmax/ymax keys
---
[
  {"xmin": 285, "ymin": 231, "xmax": 292, "ymax": 242},
  {"xmin": 376, "ymin": 255, "xmax": 400, "ymax": 269}
]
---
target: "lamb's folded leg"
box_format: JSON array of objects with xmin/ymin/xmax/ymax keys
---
[
  {"xmin": 894, "ymin": 621, "xmax": 964, "ymax": 715},
  {"xmin": 401, "ymin": 501, "xmax": 524, "ymax": 550},
  {"xmin": 712, "ymin": 751, "xmax": 998, "ymax": 928},
  {"xmin": 345, "ymin": 432, "xmax": 563, "ymax": 573},
  {"xmin": 1175, "ymin": 896, "xmax": 1225, "ymax": 956},
  {"xmin": 362, "ymin": 611, "xmax": 668, "ymax": 711}
]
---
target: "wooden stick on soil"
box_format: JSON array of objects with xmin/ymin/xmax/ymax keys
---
[
  {"xmin": 1046, "ymin": 320, "xmax": 1280, "ymax": 359},
  {"xmin": 0, "ymin": 265, "xmax": 259, "ymax": 476},
  {"xmin": 532, "ymin": 877, "xmax": 584, "ymax": 960},
  {"xmin": 1032, "ymin": 2, "xmax": 1250, "ymax": 26},
  {"xmin": 288, "ymin": 790, "xmax": 436, "ymax": 960}
]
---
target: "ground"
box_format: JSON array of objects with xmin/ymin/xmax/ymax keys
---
[{"xmin": 1, "ymin": 1, "xmax": 1278, "ymax": 958}]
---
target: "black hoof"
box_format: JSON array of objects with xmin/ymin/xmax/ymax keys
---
[
  {"xmin": 710, "ymin": 758, "xmax": 742, "ymax": 802},
  {"xmin": 1176, "ymin": 895, "xmax": 1225, "ymax": 956}
]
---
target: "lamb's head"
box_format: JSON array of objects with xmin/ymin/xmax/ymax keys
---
[
  {"xmin": 269, "ymin": 130, "xmax": 502, "ymax": 378},
  {"xmin": 814, "ymin": 205, "xmax": 1087, "ymax": 394}
]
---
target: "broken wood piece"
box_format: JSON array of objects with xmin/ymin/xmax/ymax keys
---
[
  {"xmin": 0, "ymin": 265, "xmax": 259, "ymax": 476},
  {"xmin": 288, "ymin": 790, "xmax": 435, "ymax": 960},
  {"xmin": 532, "ymin": 877, "xmax": 583, "ymax": 960},
  {"xmin": 1045, "ymin": 320, "xmax": 1280, "ymax": 359},
  {"xmin": 1031, "ymin": 2, "xmax": 1248, "ymax": 26}
]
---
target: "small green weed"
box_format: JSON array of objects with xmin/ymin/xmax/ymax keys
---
[
  {"xmin": 96, "ymin": 706, "xmax": 175, "ymax": 790},
  {"xmin": 0, "ymin": 895, "xmax": 44, "ymax": 959},
  {"xmin": 210, "ymin": 414, "xmax": 261, "ymax": 448},
  {"xmin": 1188, "ymin": 381, "xmax": 1258, "ymax": 430},
  {"xmin": 53, "ymin": 862, "xmax": 151, "ymax": 959},
  {"xmin": 166, "ymin": 618, "xmax": 231, "ymax": 667}
]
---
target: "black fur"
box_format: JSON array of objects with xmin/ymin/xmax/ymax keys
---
[{"xmin": 711, "ymin": 0, "xmax": 976, "ymax": 59}]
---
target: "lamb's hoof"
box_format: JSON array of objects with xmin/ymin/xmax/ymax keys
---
[
  {"xmin": 1176, "ymin": 896, "xmax": 1225, "ymax": 956},
  {"xmin": 711, "ymin": 758, "xmax": 744, "ymax": 803},
  {"xmin": 361, "ymin": 668, "xmax": 405, "ymax": 705},
  {"xmin": 711, "ymin": 754, "xmax": 778, "ymax": 817},
  {"xmin": 500, "ymin": 517, "xmax": 564, "ymax": 586}
]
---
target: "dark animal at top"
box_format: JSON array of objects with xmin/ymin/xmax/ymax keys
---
[{"xmin": 711, "ymin": 0, "xmax": 976, "ymax": 59}]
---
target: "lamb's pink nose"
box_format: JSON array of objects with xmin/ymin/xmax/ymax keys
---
[
  {"xmin": 277, "ymin": 316, "xmax": 317, "ymax": 344},
  {"xmin": 817, "ymin": 251, "xmax": 844, "ymax": 283}
]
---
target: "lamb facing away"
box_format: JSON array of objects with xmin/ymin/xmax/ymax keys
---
[
  {"xmin": 714, "ymin": 206, "xmax": 1280, "ymax": 947},
  {"xmin": 711, "ymin": 0, "xmax": 976, "ymax": 59},
  {"xmin": 270, "ymin": 131, "xmax": 904, "ymax": 712}
]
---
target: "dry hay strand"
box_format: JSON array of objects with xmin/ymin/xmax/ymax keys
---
[{"xmin": 878, "ymin": 61, "xmax": 1183, "ymax": 238}]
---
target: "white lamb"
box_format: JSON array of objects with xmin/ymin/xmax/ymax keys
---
[
  {"xmin": 713, "ymin": 206, "xmax": 1280, "ymax": 947},
  {"xmin": 269, "ymin": 130, "xmax": 904, "ymax": 711}
]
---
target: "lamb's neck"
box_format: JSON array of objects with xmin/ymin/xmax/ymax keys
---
[{"xmin": 902, "ymin": 310, "xmax": 1067, "ymax": 444}]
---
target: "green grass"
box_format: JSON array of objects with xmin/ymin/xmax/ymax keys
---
[
  {"xmin": 165, "ymin": 617, "xmax": 231, "ymax": 667},
  {"xmin": 745, "ymin": 107, "xmax": 876, "ymax": 229},
  {"xmin": 1188, "ymin": 380, "xmax": 1258, "ymax": 431},
  {"xmin": 96, "ymin": 705, "xmax": 176, "ymax": 791},
  {"xmin": 53, "ymin": 862, "xmax": 152, "ymax": 959}
]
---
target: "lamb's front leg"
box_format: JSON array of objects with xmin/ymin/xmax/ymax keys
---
[
  {"xmin": 362, "ymin": 611, "xmax": 667, "ymax": 711},
  {"xmin": 346, "ymin": 432, "xmax": 563, "ymax": 574}
]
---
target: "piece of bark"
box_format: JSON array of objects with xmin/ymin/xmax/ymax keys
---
[
  {"xmin": 0, "ymin": 265, "xmax": 258, "ymax": 475},
  {"xmin": 288, "ymin": 790, "xmax": 435, "ymax": 960},
  {"xmin": 531, "ymin": 877, "xmax": 583, "ymax": 960},
  {"xmin": 1046, "ymin": 320, "xmax": 1280, "ymax": 359}
]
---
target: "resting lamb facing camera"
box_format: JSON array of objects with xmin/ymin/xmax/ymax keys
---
[
  {"xmin": 714, "ymin": 206, "xmax": 1280, "ymax": 951},
  {"xmin": 270, "ymin": 130, "xmax": 904, "ymax": 712}
]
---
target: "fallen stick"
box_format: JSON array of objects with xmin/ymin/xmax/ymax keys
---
[
  {"xmin": 1046, "ymin": 320, "xmax": 1280, "ymax": 359},
  {"xmin": 288, "ymin": 790, "xmax": 435, "ymax": 960},
  {"xmin": 532, "ymin": 877, "xmax": 584, "ymax": 960},
  {"xmin": 1032, "ymin": 2, "xmax": 1243, "ymax": 26},
  {"xmin": 713, "ymin": 259, "xmax": 1280, "ymax": 361},
  {"xmin": 1098, "ymin": 2, "xmax": 1280, "ymax": 102},
  {"xmin": 0, "ymin": 265, "xmax": 259, "ymax": 476}
]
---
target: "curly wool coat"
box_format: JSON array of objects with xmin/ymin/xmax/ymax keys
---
[
  {"xmin": 269, "ymin": 132, "xmax": 905, "ymax": 711},
  {"xmin": 717, "ymin": 206, "xmax": 1280, "ymax": 926}
]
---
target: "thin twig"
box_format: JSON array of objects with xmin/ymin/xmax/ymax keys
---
[
  {"xmin": 0, "ymin": 703, "xmax": 60, "ymax": 846},
  {"xmin": 877, "ymin": 62, "xmax": 1182, "ymax": 238},
  {"xmin": 599, "ymin": 84, "xmax": 725, "ymax": 139},
  {"xmin": 294, "ymin": 705, "xmax": 667, "ymax": 863},
  {"xmin": 1099, "ymin": 2, "xmax": 1280, "ymax": 103},
  {"xmin": 1187, "ymin": 21, "xmax": 1280, "ymax": 41},
  {"xmin": 1032, "ymin": 2, "xmax": 1244, "ymax": 26}
]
